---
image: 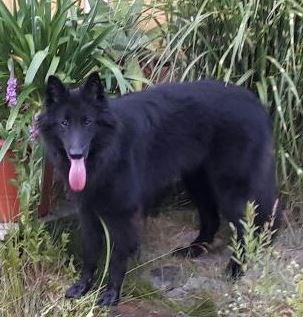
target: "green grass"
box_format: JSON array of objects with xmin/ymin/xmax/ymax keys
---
[{"xmin": 0, "ymin": 216, "xmax": 112, "ymax": 317}]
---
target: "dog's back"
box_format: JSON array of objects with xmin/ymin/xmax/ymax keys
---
[{"xmin": 108, "ymin": 81, "xmax": 275, "ymax": 213}]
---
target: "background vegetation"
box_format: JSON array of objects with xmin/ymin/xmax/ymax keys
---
[{"xmin": 146, "ymin": 0, "xmax": 303, "ymax": 205}]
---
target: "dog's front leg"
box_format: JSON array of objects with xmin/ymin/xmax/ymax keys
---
[
  {"xmin": 66, "ymin": 208, "xmax": 103, "ymax": 299},
  {"xmin": 98, "ymin": 210, "xmax": 142, "ymax": 306}
]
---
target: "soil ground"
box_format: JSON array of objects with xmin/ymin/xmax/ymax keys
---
[
  {"xmin": 108, "ymin": 207, "xmax": 302, "ymax": 317},
  {"xmin": 53, "ymin": 201, "xmax": 302, "ymax": 317}
]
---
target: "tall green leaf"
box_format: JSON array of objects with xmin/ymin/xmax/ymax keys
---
[{"xmin": 24, "ymin": 47, "xmax": 49, "ymax": 85}]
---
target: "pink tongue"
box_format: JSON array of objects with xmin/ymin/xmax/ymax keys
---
[{"xmin": 69, "ymin": 158, "xmax": 86, "ymax": 192}]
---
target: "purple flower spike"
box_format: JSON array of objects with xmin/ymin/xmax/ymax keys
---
[
  {"xmin": 29, "ymin": 114, "xmax": 41, "ymax": 142},
  {"xmin": 6, "ymin": 77, "xmax": 18, "ymax": 107}
]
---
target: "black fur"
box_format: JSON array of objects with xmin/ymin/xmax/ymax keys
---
[{"xmin": 39, "ymin": 73, "xmax": 279, "ymax": 306}]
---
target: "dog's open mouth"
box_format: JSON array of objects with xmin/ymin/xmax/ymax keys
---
[{"xmin": 69, "ymin": 158, "xmax": 86, "ymax": 192}]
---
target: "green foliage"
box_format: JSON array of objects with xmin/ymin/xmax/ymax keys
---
[
  {"xmin": 0, "ymin": 228, "xmax": 72, "ymax": 317},
  {"xmin": 0, "ymin": 0, "xmax": 148, "ymax": 96},
  {"xmin": 291, "ymin": 275, "xmax": 303, "ymax": 316},
  {"xmin": 0, "ymin": 0, "xmax": 152, "ymax": 164},
  {"xmin": 219, "ymin": 202, "xmax": 301, "ymax": 316},
  {"xmin": 0, "ymin": 130, "xmax": 73, "ymax": 316},
  {"xmin": 229, "ymin": 202, "xmax": 275, "ymax": 273},
  {"xmin": 0, "ymin": 0, "xmax": 151, "ymax": 147},
  {"xmin": 150, "ymin": 0, "xmax": 303, "ymax": 202}
]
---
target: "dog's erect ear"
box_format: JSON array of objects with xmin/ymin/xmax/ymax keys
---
[
  {"xmin": 82, "ymin": 72, "xmax": 104, "ymax": 101},
  {"xmin": 45, "ymin": 76, "xmax": 67, "ymax": 106}
]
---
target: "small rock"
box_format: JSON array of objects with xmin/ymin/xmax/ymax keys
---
[
  {"xmin": 183, "ymin": 276, "xmax": 226, "ymax": 293},
  {"xmin": 176, "ymin": 313, "xmax": 190, "ymax": 317},
  {"xmin": 166, "ymin": 287, "xmax": 187, "ymax": 299},
  {"xmin": 166, "ymin": 276, "xmax": 227, "ymax": 300},
  {"xmin": 149, "ymin": 265, "xmax": 182, "ymax": 291}
]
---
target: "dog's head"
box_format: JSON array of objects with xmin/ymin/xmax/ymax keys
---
[{"xmin": 40, "ymin": 72, "xmax": 115, "ymax": 192}]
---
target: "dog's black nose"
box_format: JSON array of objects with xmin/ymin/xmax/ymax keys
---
[{"xmin": 69, "ymin": 148, "xmax": 84, "ymax": 160}]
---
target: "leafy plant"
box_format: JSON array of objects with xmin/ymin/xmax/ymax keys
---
[
  {"xmin": 0, "ymin": 0, "xmax": 144, "ymax": 95},
  {"xmin": 218, "ymin": 203, "xmax": 300, "ymax": 316},
  {"xmin": 0, "ymin": 0, "xmax": 152, "ymax": 157},
  {"xmin": 0, "ymin": 0, "xmax": 158, "ymax": 156},
  {"xmin": 229, "ymin": 202, "xmax": 276, "ymax": 273}
]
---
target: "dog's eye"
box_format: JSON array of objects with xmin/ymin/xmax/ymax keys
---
[
  {"xmin": 61, "ymin": 119, "xmax": 69, "ymax": 127},
  {"xmin": 83, "ymin": 118, "xmax": 92, "ymax": 126}
]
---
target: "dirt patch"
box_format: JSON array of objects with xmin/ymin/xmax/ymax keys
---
[{"xmin": 121, "ymin": 208, "xmax": 303, "ymax": 316}]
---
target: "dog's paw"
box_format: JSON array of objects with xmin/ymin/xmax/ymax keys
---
[
  {"xmin": 65, "ymin": 280, "xmax": 91, "ymax": 299},
  {"xmin": 172, "ymin": 243, "xmax": 208, "ymax": 258},
  {"xmin": 98, "ymin": 288, "xmax": 120, "ymax": 306}
]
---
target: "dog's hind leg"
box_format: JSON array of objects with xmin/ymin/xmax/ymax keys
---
[
  {"xmin": 220, "ymin": 193, "xmax": 248, "ymax": 279},
  {"xmin": 66, "ymin": 209, "xmax": 103, "ymax": 299},
  {"xmin": 210, "ymin": 166, "xmax": 251, "ymax": 279},
  {"xmin": 174, "ymin": 167, "xmax": 220, "ymax": 258},
  {"xmin": 98, "ymin": 209, "xmax": 143, "ymax": 306}
]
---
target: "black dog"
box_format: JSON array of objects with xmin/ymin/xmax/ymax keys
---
[{"xmin": 39, "ymin": 72, "xmax": 279, "ymax": 306}]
